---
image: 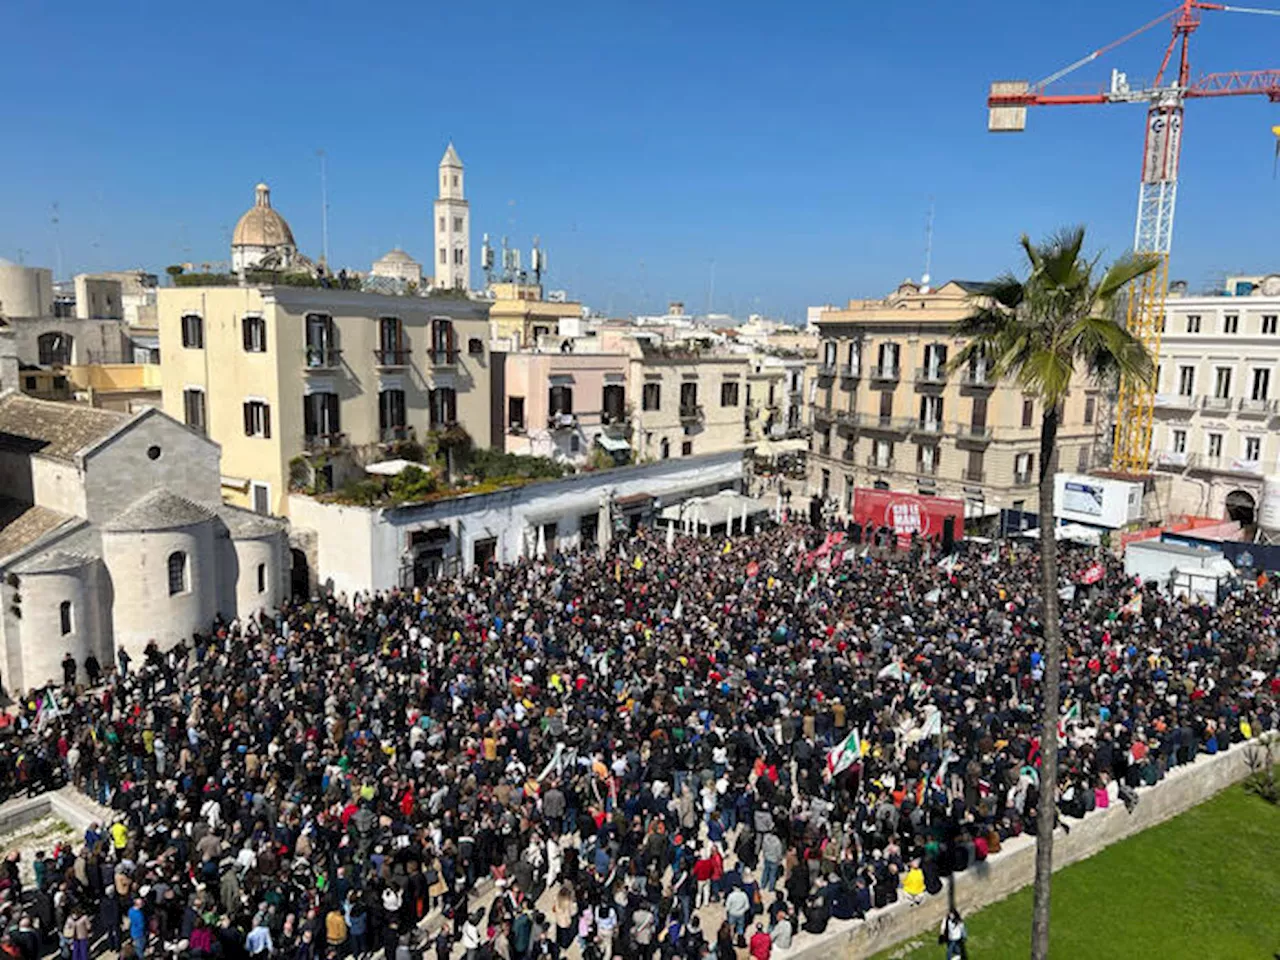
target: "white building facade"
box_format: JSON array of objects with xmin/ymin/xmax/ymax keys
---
[{"xmin": 1152, "ymin": 285, "xmax": 1280, "ymax": 524}]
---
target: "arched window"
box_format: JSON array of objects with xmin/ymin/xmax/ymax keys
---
[
  {"xmin": 167, "ymin": 551, "xmax": 187, "ymax": 596},
  {"xmin": 59, "ymin": 600, "xmax": 72, "ymax": 635}
]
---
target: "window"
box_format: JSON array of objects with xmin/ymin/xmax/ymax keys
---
[
  {"xmin": 821, "ymin": 469, "xmax": 831, "ymax": 498},
  {"xmin": 242, "ymin": 400, "xmax": 271, "ymax": 438},
  {"xmin": 59, "ymin": 601, "xmax": 72, "ymax": 636},
  {"xmin": 1252, "ymin": 368, "xmax": 1271, "ymax": 401},
  {"xmin": 642, "ymin": 382, "xmax": 661, "ymax": 411},
  {"xmin": 1265, "ymin": 315, "xmax": 1279, "ymax": 335},
  {"xmin": 1021, "ymin": 398, "xmax": 1034, "ymax": 428},
  {"xmin": 452, "ymin": 174, "xmax": 458, "ymax": 187},
  {"xmin": 508, "ymin": 397, "xmax": 525, "ymax": 431},
  {"xmin": 181, "ymin": 314, "xmax": 204, "ymax": 349},
  {"xmin": 879, "ymin": 391, "xmax": 893, "ymax": 422},
  {"xmin": 439, "ymin": 248, "xmax": 447, "ymax": 264},
  {"xmin": 1213, "ymin": 367, "xmax": 1232, "ymax": 399},
  {"xmin": 1171, "ymin": 429, "xmax": 1187, "ymax": 454},
  {"xmin": 438, "ymin": 216, "xmax": 445, "ymax": 231},
  {"xmin": 305, "ymin": 314, "xmax": 337, "ymax": 367},
  {"xmin": 720, "ymin": 380, "xmax": 740, "ymax": 407},
  {"xmin": 679, "ymin": 382, "xmax": 699, "ymax": 414},
  {"xmin": 1177, "ymin": 365, "xmax": 1195, "ymax": 397},
  {"xmin": 37, "ymin": 332, "xmax": 73, "ymax": 366},
  {"xmin": 1014, "ymin": 452, "xmax": 1034, "ymax": 483},
  {"xmin": 252, "ymin": 483, "xmax": 269, "ymax": 515},
  {"xmin": 377, "ymin": 317, "xmax": 405, "ymax": 364},
  {"xmin": 183, "ymin": 389, "xmax": 207, "ymax": 435},
  {"xmin": 1084, "ymin": 397, "xmax": 1095, "ymax": 425},
  {"xmin": 378, "ymin": 389, "xmax": 406, "ymax": 437},
  {"xmin": 602, "ymin": 384, "xmax": 626, "ymax": 423},
  {"xmin": 823, "ymin": 341, "xmax": 838, "ymax": 366},
  {"xmin": 965, "ymin": 449, "xmax": 984, "ymax": 482},
  {"xmin": 681, "ymin": 440, "xmax": 693, "ymax": 456},
  {"xmin": 303, "ymin": 392, "xmax": 341, "ymax": 439},
  {"xmin": 873, "ymin": 439, "xmax": 892, "ymax": 468},
  {"xmin": 453, "ymin": 217, "xmax": 463, "ymax": 232},
  {"xmin": 242, "ymin": 316, "xmax": 267, "ymax": 352},
  {"xmin": 1245, "ymin": 436, "xmax": 1262, "ymax": 462},
  {"xmin": 660, "ymin": 438, "xmax": 670, "ymax": 459},
  {"xmin": 923, "ymin": 343, "xmax": 947, "ymax": 377},
  {"xmin": 257, "ymin": 563, "xmax": 267, "ymax": 594},
  {"xmin": 876, "ymin": 342, "xmax": 900, "ymax": 375},
  {"xmin": 1186, "ymin": 314, "xmax": 1201, "ymax": 333},
  {"xmin": 167, "ymin": 551, "xmax": 188, "ymax": 596},
  {"xmin": 428, "ymin": 387, "xmax": 457, "ymax": 428},
  {"xmin": 1224, "ymin": 314, "xmax": 1239, "ymax": 334},
  {"xmin": 1207, "ymin": 432, "xmax": 1223, "ymax": 458},
  {"xmin": 430, "ymin": 318, "xmax": 457, "ymax": 364},
  {"xmin": 917, "ymin": 444, "xmax": 937, "ymax": 475},
  {"xmin": 468, "ymin": 337, "xmax": 484, "ymax": 356},
  {"xmin": 453, "ymin": 248, "xmax": 464, "ymax": 265},
  {"xmin": 919, "ymin": 395, "xmax": 943, "ymax": 431},
  {"xmin": 549, "ymin": 385, "xmax": 574, "ymax": 416}
]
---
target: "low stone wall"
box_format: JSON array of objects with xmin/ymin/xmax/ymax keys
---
[
  {"xmin": 0, "ymin": 787, "xmax": 113, "ymax": 839},
  {"xmin": 783, "ymin": 734, "xmax": 1276, "ymax": 960}
]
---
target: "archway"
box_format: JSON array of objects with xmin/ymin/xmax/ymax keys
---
[
  {"xmin": 290, "ymin": 548, "xmax": 310, "ymax": 600},
  {"xmin": 1225, "ymin": 489, "xmax": 1256, "ymax": 526}
]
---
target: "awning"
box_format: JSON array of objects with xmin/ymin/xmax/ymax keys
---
[
  {"xmin": 753, "ymin": 438, "xmax": 807, "ymax": 458},
  {"xmin": 595, "ymin": 434, "xmax": 630, "ymax": 453},
  {"xmin": 964, "ymin": 502, "xmax": 1000, "ymax": 519},
  {"xmin": 659, "ymin": 490, "xmax": 771, "ymax": 529},
  {"xmin": 366, "ymin": 459, "xmax": 428, "ymax": 477},
  {"xmin": 615, "ymin": 492, "xmax": 654, "ymax": 510}
]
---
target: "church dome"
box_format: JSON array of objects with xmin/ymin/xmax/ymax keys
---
[
  {"xmin": 379, "ymin": 248, "xmax": 415, "ymax": 263},
  {"xmin": 232, "ymin": 183, "xmax": 295, "ymax": 249}
]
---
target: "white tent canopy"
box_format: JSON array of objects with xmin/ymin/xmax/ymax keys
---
[
  {"xmin": 659, "ymin": 490, "xmax": 770, "ymax": 533},
  {"xmin": 1020, "ymin": 522, "xmax": 1102, "ymax": 546}
]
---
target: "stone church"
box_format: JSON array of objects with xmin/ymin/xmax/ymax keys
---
[{"xmin": 0, "ymin": 393, "xmax": 287, "ymax": 694}]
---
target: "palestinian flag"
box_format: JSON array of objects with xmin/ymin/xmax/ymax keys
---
[{"xmin": 826, "ymin": 728, "xmax": 863, "ymax": 777}]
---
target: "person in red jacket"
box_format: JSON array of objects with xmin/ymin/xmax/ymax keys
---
[{"xmin": 749, "ymin": 924, "xmax": 772, "ymax": 960}]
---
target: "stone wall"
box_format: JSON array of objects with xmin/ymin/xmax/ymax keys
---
[{"xmin": 782, "ymin": 734, "xmax": 1276, "ymax": 960}]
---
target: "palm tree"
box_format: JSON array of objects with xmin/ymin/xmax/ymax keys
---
[{"xmin": 951, "ymin": 227, "xmax": 1157, "ymax": 960}]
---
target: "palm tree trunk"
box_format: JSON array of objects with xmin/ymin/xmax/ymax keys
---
[{"xmin": 1030, "ymin": 404, "xmax": 1062, "ymax": 960}]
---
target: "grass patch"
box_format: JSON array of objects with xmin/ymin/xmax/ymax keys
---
[{"xmin": 875, "ymin": 770, "xmax": 1280, "ymax": 960}]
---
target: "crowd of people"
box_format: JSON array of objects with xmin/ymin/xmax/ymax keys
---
[{"xmin": 0, "ymin": 519, "xmax": 1277, "ymax": 960}]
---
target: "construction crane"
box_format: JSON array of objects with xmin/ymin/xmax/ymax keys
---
[{"xmin": 987, "ymin": 0, "xmax": 1280, "ymax": 474}]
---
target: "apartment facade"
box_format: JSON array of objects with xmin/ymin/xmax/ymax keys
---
[
  {"xmin": 1151, "ymin": 289, "xmax": 1280, "ymax": 523},
  {"xmin": 630, "ymin": 345, "xmax": 751, "ymax": 462},
  {"xmin": 158, "ymin": 285, "xmax": 491, "ymax": 516},
  {"xmin": 743, "ymin": 354, "xmax": 809, "ymax": 444},
  {"xmin": 808, "ymin": 280, "xmax": 1101, "ymax": 523},
  {"xmin": 502, "ymin": 348, "xmax": 632, "ymax": 465}
]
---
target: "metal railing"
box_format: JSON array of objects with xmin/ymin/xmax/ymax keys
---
[
  {"xmin": 962, "ymin": 467, "xmax": 987, "ymax": 483},
  {"xmin": 961, "ymin": 367, "xmax": 993, "ymax": 387},
  {"xmin": 304, "ymin": 432, "xmax": 346, "ymax": 451},
  {"xmin": 379, "ymin": 425, "xmax": 413, "ymax": 443},
  {"xmin": 1191, "ymin": 454, "xmax": 1263, "ymax": 475},
  {"xmin": 817, "ymin": 363, "xmax": 837, "ymax": 378},
  {"xmin": 915, "ymin": 366, "xmax": 947, "ymax": 385},
  {"xmin": 1238, "ymin": 397, "xmax": 1275, "ymax": 414},
  {"xmin": 547, "ymin": 412, "xmax": 578, "ymax": 430},
  {"xmin": 1153, "ymin": 393, "xmax": 1197, "ymax": 409},
  {"xmin": 430, "ymin": 349, "xmax": 458, "ymax": 366},
  {"xmin": 915, "ymin": 419, "xmax": 945, "ymax": 436},
  {"xmin": 866, "ymin": 456, "xmax": 895, "ymax": 470},
  {"xmin": 679, "ymin": 403, "xmax": 705, "ymax": 422},
  {"xmin": 1013, "ymin": 471, "xmax": 1034, "ymax": 486},
  {"xmin": 1201, "ymin": 395, "xmax": 1233, "ymax": 411},
  {"xmin": 870, "ymin": 365, "xmax": 900, "ymax": 382},
  {"xmin": 955, "ymin": 423, "xmax": 993, "ymax": 441},
  {"xmin": 839, "ymin": 363, "xmax": 860, "ymax": 380},
  {"xmin": 304, "ymin": 347, "xmax": 342, "ymax": 369},
  {"xmin": 374, "ymin": 348, "xmax": 410, "ymax": 367}
]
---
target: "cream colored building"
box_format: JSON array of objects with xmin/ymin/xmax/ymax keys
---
[
  {"xmin": 488, "ymin": 282, "xmax": 584, "ymax": 349},
  {"xmin": 0, "ymin": 394, "xmax": 286, "ymax": 694},
  {"xmin": 157, "ymin": 285, "xmax": 492, "ymax": 516},
  {"xmin": 629, "ymin": 340, "xmax": 751, "ymax": 462},
  {"xmin": 1150, "ymin": 286, "xmax": 1280, "ymax": 524},
  {"xmin": 809, "ymin": 280, "xmax": 1102, "ymax": 522}
]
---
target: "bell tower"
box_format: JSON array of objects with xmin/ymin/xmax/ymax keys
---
[{"xmin": 433, "ymin": 143, "xmax": 470, "ymax": 290}]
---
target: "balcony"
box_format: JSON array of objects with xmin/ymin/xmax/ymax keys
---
[
  {"xmin": 1238, "ymin": 397, "xmax": 1276, "ymax": 416},
  {"xmin": 1013, "ymin": 470, "xmax": 1035, "ymax": 486},
  {"xmin": 679, "ymin": 403, "xmax": 705, "ymax": 423},
  {"xmin": 834, "ymin": 408, "xmax": 859, "ymax": 428},
  {"xmin": 304, "ymin": 347, "xmax": 342, "ymax": 370},
  {"xmin": 914, "ymin": 419, "xmax": 945, "ymax": 437},
  {"xmin": 374, "ymin": 348, "xmax": 411, "ymax": 368},
  {"xmin": 866, "ymin": 456, "xmax": 895, "ymax": 471},
  {"xmin": 1154, "ymin": 450, "xmax": 1189, "ymax": 469},
  {"xmin": 962, "ymin": 467, "xmax": 987, "ymax": 484},
  {"xmin": 304, "ymin": 432, "xmax": 346, "ymax": 452},
  {"xmin": 955, "ymin": 423, "xmax": 993, "ymax": 443},
  {"xmin": 866, "ymin": 414, "xmax": 910, "ymax": 433},
  {"xmin": 602, "ymin": 415, "xmax": 631, "ymax": 439},
  {"xmin": 547, "ymin": 412, "xmax": 578, "ymax": 431},
  {"xmin": 1201, "ymin": 395, "xmax": 1233, "ymax": 412},
  {"xmin": 1154, "ymin": 393, "xmax": 1197, "ymax": 411},
  {"xmin": 814, "ymin": 406, "xmax": 835, "ymax": 424},
  {"xmin": 841, "ymin": 447, "xmax": 856, "ymax": 463},
  {"xmin": 817, "ymin": 363, "xmax": 837, "ymax": 379},
  {"xmin": 839, "ymin": 363, "xmax": 860, "ymax": 381},
  {"xmin": 1191, "ymin": 454, "xmax": 1263, "ymax": 476},
  {"xmin": 379, "ymin": 425, "xmax": 413, "ymax": 443},
  {"xmin": 430, "ymin": 349, "xmax": 458, "ymax": 366},
  {"xmin": 915, "ymin": 366, "xmax": 947, "ymax": 386},
  {"xmin": 916, "ymin": 459, "xmax": 939, "ymax": 477},
  {"xmin": 870, "ymin": 365, "xmax": 900, "ymax": 383},
  {"xmin": 961, "ymin": 367, "xmax": 994, "ymax": 388}
]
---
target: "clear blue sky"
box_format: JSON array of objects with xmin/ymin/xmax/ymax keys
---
[{"xmin": 4, "ymin": 0, "xmax": 1280, "ymax": 320}]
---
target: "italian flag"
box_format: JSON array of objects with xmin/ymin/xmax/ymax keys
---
[
  {"xmin": 1058, "ymin": 702, "xmax": 1080, "ymax": 738},
  {"xmin": 826, "ymin": 728, "xmax": 863, "ymax": 777}
]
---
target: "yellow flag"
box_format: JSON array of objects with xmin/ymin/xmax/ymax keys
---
[
  {"xmin": 1240, "ymin": 719, "xmax": 1253, "ymax": 740},
  {"xmin": 722, "ymin": 541, "xmax": 732, "ymax": 555},
  {"xmin": 633, "ymin": 556, "xmax": 644, "ymax": 570}
]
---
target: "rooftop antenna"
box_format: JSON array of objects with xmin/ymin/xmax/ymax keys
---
[
  {"xmin": 921, "ymin": 199, "xmax": 935, "ymax": 291},
  {"xmin": 481, "ymin": 233, "xmax": 495, "ymax": 284},
  {"xmin": 707, "ymin": 259, "xmax": 716, "ymax": 316},
  {"xmin": 50, "ymin": 202, "xmax": 63, "ymax": 280},
  {"xmin": 530, "ymin": 235, "xmax": 545, "ymax": 284},
  {"xmin": 317, "ymin": 149, "xmax": 330, "ymax": 268}
]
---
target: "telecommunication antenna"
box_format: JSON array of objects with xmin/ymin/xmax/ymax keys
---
[
  {"xmin": 921, "ymin": 200, "xmax": 935, "ymax": 290},
  {"xmin": 317, "ymin": 149, "xmax": 330, "ymax": 268},
  {"xmin": 530, "ymin": 236, "xmax": 546, "ymax": 284},
  {"xmin": 50, "ymin": 202, "xmax": 63, "ymax": 280},
  {"xmin": 481, "ymin": 233, "xmax": 495, "ymax": 284}
]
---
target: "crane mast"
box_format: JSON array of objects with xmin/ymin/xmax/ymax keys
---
[{"xmin": 986, "ymin": 0, "xmax": 1280, "ymax": 474}]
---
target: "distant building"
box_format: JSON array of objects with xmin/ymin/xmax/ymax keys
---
[
  {"xmin": 231, "ymin": 183, "xmax": 298, "ymax": 273},
  {"xmin": 371, "ymin": 248, "xmax": 424, "ymax": 286},
  {"xmin": 0, "ymin": 394, "xmax": 286, "ymax": 694},
  {"xmin": 157, "ymin": 284, "xmax": 493, "ymax": 517},
  {"xmin": 808, "ymin": 280, "xmax": 1101, "ymax": 524},
  {"xmin": 488, "ymin": 282, "xmax": 584, "ymax": 350},
  {"xmin": 433, "ymin": 144, "xmax": 470, "ymax": 291}
]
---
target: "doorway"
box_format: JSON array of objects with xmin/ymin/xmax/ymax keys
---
[
  {"xmin": 290, "ymin": 548, "xmax": 310, "ymax": 599},
  {"xmin": 1225, "ymin": 489, "xmax": 1257, "ymax": 525}
]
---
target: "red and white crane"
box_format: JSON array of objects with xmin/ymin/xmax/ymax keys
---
[{"xmin": 987, "ymin": 0, "xmax": 1280, "ymax": 473}]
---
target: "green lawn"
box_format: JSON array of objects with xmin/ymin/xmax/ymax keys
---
[{"xmin": 874, "ymin": 773, "xmax": 1280, "ymax": 960}]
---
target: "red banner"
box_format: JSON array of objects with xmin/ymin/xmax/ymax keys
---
[
  {"xmin": 1079, "ymin": 562, "xmax": 1105, "ymax": 584},
  {"xmin": 852, "ymin": 489, "xmax": 964, "ymax": 545}
]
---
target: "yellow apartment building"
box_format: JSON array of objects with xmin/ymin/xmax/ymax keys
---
[
  {"xmin": 157, "ymin": 285, "xmax": 492, "ymax": 516},
  {"xmin": 488, "ymin": 282, "xmax": 583, "ymax": 349},
  {"xmin": 809, "ymin": 280, "xmax": 1102, "ymax": 523}
]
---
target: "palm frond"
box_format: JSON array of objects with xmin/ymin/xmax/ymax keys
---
[{"xmin": 1095, "ymin": 252, "xmax": 1160, "ymax": 301}]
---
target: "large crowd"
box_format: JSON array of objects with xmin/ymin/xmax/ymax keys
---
[{"xmin": 0, "ymin": 520, "xmax": 1277, "ymax": 960}]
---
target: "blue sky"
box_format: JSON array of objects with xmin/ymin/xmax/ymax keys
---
[{"xmin": 4, "ymin": 0, "xmax": 1280, "ymax": 321}]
